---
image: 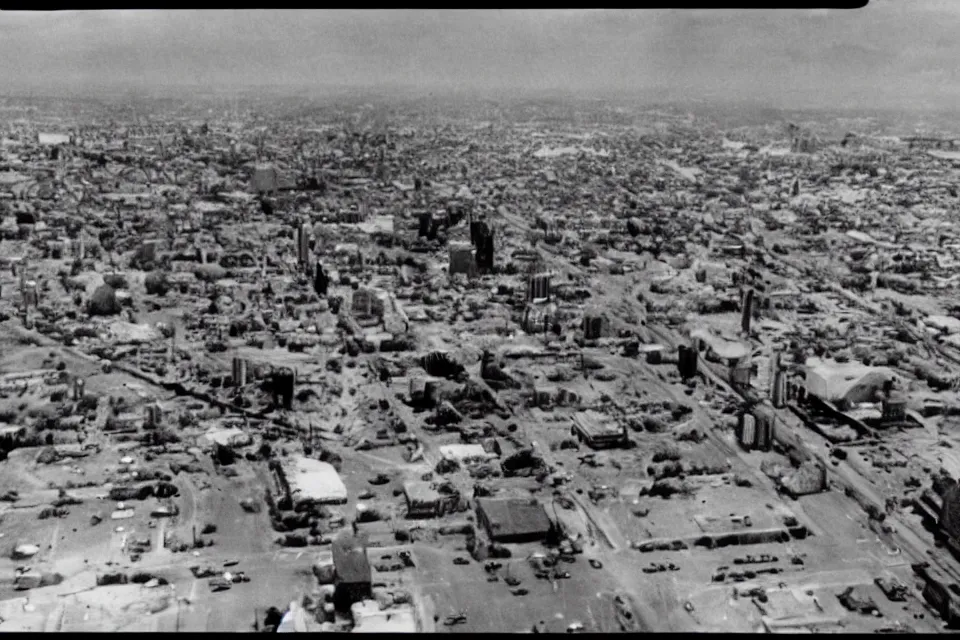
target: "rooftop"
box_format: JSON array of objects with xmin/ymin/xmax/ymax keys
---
[{"xmin": 281, "ymin": 456, "xmax": 348, "ymax": 505}]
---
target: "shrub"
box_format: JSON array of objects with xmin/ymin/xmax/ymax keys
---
[{"xmin": 144, "ymin": 271, "xmax": 170, "ymax": 296}]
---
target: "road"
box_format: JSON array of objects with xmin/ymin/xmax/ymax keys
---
[{"xmin": 501, "ymin": 205, "xmax": 960, "ymax": 603}]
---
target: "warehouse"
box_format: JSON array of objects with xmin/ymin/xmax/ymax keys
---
[
  {"xmin": 476, "ymin": 498, "xmax": 553, "ymax": 543},
  {"xmin": 276, "ymin": 456, "xmax": 348, "ymax": 510},
  {"xmin": 438, "ymin": 443, "xmax": 496, "ymax": 465},
  {"xmin": 805, "ymin": 358, "xmax": 896, "ymax": 410},
  {"xmin": 402, "ymin": 481, "xmax": 444, "ymax": 519}
]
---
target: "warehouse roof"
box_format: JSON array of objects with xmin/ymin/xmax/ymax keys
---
[
  {"xmin": 689, "ymin": 328, "xmax": 750, "ymax": 361},
  {"xmin": 351, "ymin": 601, "xmax": 417, "ymax": 633},
  {"xmin": 805, "ymin": 358, "xmax": 895, "ymax": 405},
  {"xmin": 439, "ymin": 444, "xmax": 493, "ymax": 463},
  {"xmin": 281, "ymin": 457, "xmax": 348, "ymax": 505},
  {"xmin": 403, "ymin": 481, "xmax": 441, "ymax": 505},
  {"xmin": 476, "ymin": 498, "xmax": 552, "ymax": 540}
]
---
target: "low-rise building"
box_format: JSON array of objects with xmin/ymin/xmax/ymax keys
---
[
  {"xmin": 476, "ymin": 498, "xmax": 553, "ymax": 543},
  {"xmin": 276, "ymin": 457, "xmax": 348, "ymax": 510}
]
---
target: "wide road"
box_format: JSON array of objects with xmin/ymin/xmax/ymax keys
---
[{"xmin": 646, "ymin": 294, "xmax": 960, "ymax": 590}]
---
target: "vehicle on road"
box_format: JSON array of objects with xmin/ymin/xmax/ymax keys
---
[
  {"xmin": 443, "ymin": 611, "xmax": 467, "ymax": 626},
  {"xmin": 209, "ymin": 578, "xmax": 232, "ymax": 592}
]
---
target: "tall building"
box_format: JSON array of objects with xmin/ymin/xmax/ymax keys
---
[
  {"xmin": 314, "ymin": 261, "xmax": 329, "ymax": 297},
  {"xmin": 741, "ymin": 288, "xmax": 755, "ymax": 335},
  {"xmin": 448, "ymin": 243, "xmax": 476, "ymax": 276},
  {"xmin": 296, "ymin": 223, "xmax": 309, "ymax": 268},
  {"xmin": 527, "ymin": 273, "xmax": 551, "ymax": 302},
  {"xmin": 472, "ymin": 220, "xmax": 495, "ymax": 274}
]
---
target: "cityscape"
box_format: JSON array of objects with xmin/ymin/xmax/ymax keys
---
[{"xmin": 1, "ymin": 5, "xmax": 960, "ymax": 633}]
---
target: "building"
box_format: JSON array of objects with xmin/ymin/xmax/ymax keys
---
[
  {"xmin": 0, "ymin": 425, "xmax": 26, "ymax": 453},
  {"xmin": 296, "ymin": 223, "xmax": 310, "ymax": 267},
  {"xmin": 736, "ymin": 405, "xmax": 774, "ymax": 452},
  {"xmin": 231, "ymin": 357, "xmax": 248, "ymax": 387},
  {"xmin": 417, "ymin": 212, "xmax": 433, "ymax": 238},
  {"xmin": 805, "ymin": 359, "xmax": 896, "ymax": 410},
  {"xmin": 914, "ymin": 563, "xmax": 960, "ymax": 627},
  {"xmin": 677, "ymin": 344, "xmax": 698, "ymax": 380},
  {"xmin": 276, "ymin": 456, "xmax": 348, "ymax": 510},
  {"xmin": 472, "ymin": 221, "xmax": 495, "ymax": 273},
  {"xmin": 741, "ymin": 287, "xmax": 755, "ymax": 334},
  {"xmin": 737, "ymin": 413, "xmax": 756, "ymax": 450},
  {"xmin": 438, "ymin": 444, "xmax": 495, "ymax": 465},
  {"xmin": 940, "ymin": 481, "xmax": 960, "ymax": 543},
  {"xmin": 570, "ymin": 410, "xmax": 627, "ymax": 449},
  {"xmin": 37, "ymin": 132, "xmax": 70, "ymax": 146},
  {"xmin": 448, "ymin": 242, "xmax": 476, "ymax": 276},
  {"xmin": 333, "ymin": 535, "xmax": 372, "ymax": 612},
  {"xmin": 582, "ymin": 313, "xmax": 605, "ymax": 341},
  {"xmin": 402, "ymin": 481, "xmax": 457, "ymax": 519},
  {"xmin": 771, "ymin": 369, "xmax": 787, "ymax": 408},
  {"xmin": 351, "ymin": 288, "xmax": 385, "ymax": 320},
  {"xmin": 882, "ymin": 393, "xmax": 907, "ymax": 424},
  {"xmin": 522, "ymin": 304, "xmax": 552, "ymax": 334},
  {"xmin": 271, "ymin": 368, "xmax": 296, "ymax": 409},
  {"xmin": 351, "ymin": 600, "xmax": 417, "ymax": 633},
  {"xmin": 339, "ymin": 209, "xmax": 364, "ymax": 224},
  {"xmin": 251, "ymin": 164, "xmax": 279, "ymax": 194},
  {"xmin": 527, "ymin": 273, "xmax": 551, "ymax": 302},
  {"xmin": 780, "ymin": 461, "xmax": 828, "ymax": 498},
  {"xmin": 475, "ymin": 498, "xmax": 553, "ymax": 543},
  {"xmin": 314, "ymin": 261, "xmax": 330, "ymax": 296}
]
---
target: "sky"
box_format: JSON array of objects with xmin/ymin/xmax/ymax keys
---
[{"xmin": 0, "ymin": 6, "xmax": 958, "ymax": 109}]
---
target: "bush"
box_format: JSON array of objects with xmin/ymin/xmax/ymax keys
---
[
  {"xmin": 87, "ymin": 284, "xmax": 120, "ymax": 316},
  {"xmin": 144, "ymin": 271, "xmax": 171, "ymax": 296},
  {"xmin": 643, "ymin": 415, "xmax": 669, "ymax": 433},
  {"xmin": 103, "ymin": 273, "xmax": 127, "ymax": 289},
  {"xmin": 652, "ymin": 443, "xmax": 682, "ymax": 463}
]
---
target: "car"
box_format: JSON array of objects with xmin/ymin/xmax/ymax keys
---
[
  {"xmin": 443, "ymin": 612, "xmax": 467, "ymax": 626},
  {"xmin": 190, "ymin": 566, "xmax": 217, "ymax": 578},
  {"xmin": 453, "ymin": 557, "xmax": 470, "ymax": 566},
  {"xmin": 209, "ymin": 578, "xmax": 231, "ymax": 592},
  {"xmin": 566, "ymin": 622, "xmax": 585, "ymax": 633}
]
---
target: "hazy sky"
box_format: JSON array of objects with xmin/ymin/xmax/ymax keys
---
[{"xmin": 0, "ymin": 6, "xmax": 958, "ymax": 108}]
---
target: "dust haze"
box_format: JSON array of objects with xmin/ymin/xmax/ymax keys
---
[{"xmin": 0, "ymin": 6, "xmax": 958, "ymax": 109}]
